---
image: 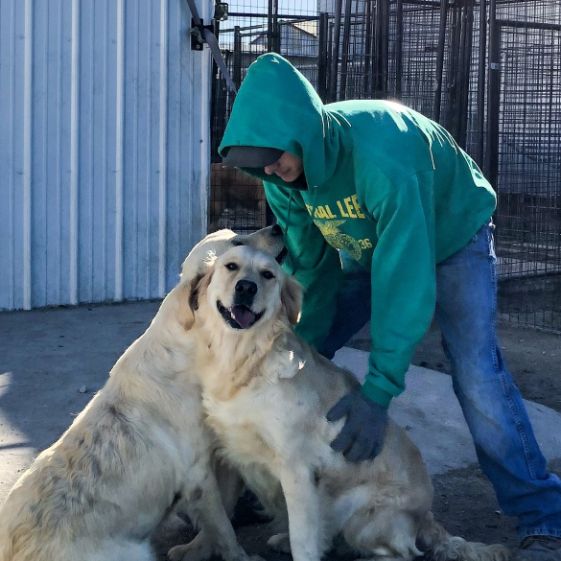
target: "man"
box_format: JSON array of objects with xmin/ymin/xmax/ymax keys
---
[{"xmin": 218, "ymin": 53, "xmax": 561, "ymax": 560}]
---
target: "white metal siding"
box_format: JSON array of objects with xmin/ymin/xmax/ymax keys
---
[{"xmin": 0, "ymin": 0, "xmax": 211, "ymax": 310}]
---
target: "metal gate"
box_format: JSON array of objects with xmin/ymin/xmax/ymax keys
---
[{"xmin": 488, "ymin": 14, "xmax": 561, "ymax": 331}]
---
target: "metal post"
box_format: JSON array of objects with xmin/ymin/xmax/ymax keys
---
[
  {"xmin": 327, "ymin": 20, "xmax": 333, "ymax": 99},
  {"xmin": 329, "ymin": 0, "xmax": 343, "ymax": 101},
  {"xmin": 433, "ymin": 0, "xmax": 449, "ymax": 122},
  {"xmin": 484, "ymin": 0, "xmax": 501, "ymax": 188},
  {"xmin": 476, "ymin": 0, "xmax": 487, "ymax": 165},
  {"xmin": 395, "ymin": 0, "xmax": 404, "ymax": 97},
  {"xmin": 340, "ymin": 0, "xmax": 353, "ymax": 99},
  {"xmin": 373, "ymin": 0, "xmax": 389, "ymax": 98},
  {"xmin": 318, "ymin": 12, "xmax": 329, "ymax": 101},
  {"xmin": 267, "ymin": 0, "xmax": 279, "ymax": 53},
  {"xmin": 272, "ymin": 0, "xmax": 279, "ymax": 53},
  {"xmin": 445, "ymin": 3, "xmax": 461, "ymax": 134},
  {"xmin": 380, "ymin": 0, "xmax": 389, "ymax": 97},
  {"xmin": 457, "ymin": 0, "xmax": 474, "ymax": 148},
  {"xmin": 363, "ymin": 0, "xmax": 373, "ymax": 96},
  {"xmin": 233, "ymin": 26, "xmax": 242, "ymax": 89},
  {"xmin": 369, "ymin": 0, "xmax": 377, "ymax": 96},
  {"xmin": 267, "ymin": 0, "xmax": 273, "ymax": 52},
  {"xmin": 373, "ymin": 0, "xmax": 384, "ymax": 96}
]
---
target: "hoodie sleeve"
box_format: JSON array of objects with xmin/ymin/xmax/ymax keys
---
[
  {"xmin": 263, "ymin": 181, "xmax": 344, "ymax": 349},
  {"xmin": 358, "ymin": 169, "xmax": 437, "ymax": 407}
]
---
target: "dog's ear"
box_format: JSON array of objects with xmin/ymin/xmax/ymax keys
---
[
  {"xmin": 281, "ymin": 275, "xmax": 302, "ymax": 325},
  {"xmin": 188, "ymin": 270, "xmax": 213, "ymax": 314}
]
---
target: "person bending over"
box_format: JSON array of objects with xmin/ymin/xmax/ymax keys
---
[{"xmin": 219, "ymin": 53, "xmax": 561, "ymax": 561}]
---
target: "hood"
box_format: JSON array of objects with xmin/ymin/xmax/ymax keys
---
[{"xmin": 218, "ymin": 53, "xmax": 349, "ymax": 188}]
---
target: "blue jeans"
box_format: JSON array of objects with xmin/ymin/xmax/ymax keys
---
[{"xmin": 319, "ymin": 224, "xmax": 561, "ymax": 538}]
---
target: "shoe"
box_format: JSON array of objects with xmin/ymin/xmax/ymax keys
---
[{"xmin": 514, "ymin": 536, "xmax": 561, "ymax": 560}]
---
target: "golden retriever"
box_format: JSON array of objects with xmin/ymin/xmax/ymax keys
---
[
  {"xmin": 190, "ymin": 245, "xmax": 510, "ymax": 561},
  {"xmin": 0, "ymin": 227, "xmax": 284, "ymax": 561}
]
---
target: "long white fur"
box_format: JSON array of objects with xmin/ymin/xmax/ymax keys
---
[
  {"xmin": 192, "ymin": 245, "xmax": 511, "ymax": 561},
  {"xmin": 0, "ymin": 228, "xmax": 283, "ymax": 561}
]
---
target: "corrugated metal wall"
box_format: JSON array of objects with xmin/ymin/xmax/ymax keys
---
[{"xmin": 0, "ymin": 0, "xmax": 211, "ymax": 310}]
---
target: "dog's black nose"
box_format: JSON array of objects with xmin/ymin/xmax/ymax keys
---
[
  {"xmin": 235, "ymin": 279, "xmax": 257, "ymax": 296},
  {"xmin": 271, "ymin": 224, "xmax": 283, "ymax": 237}
]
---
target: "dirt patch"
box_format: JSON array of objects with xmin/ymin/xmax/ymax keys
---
[
  {"xmin": 412, "ymin": 322, "xmax": 561, "ymax": 414},
  {"xmin": 430, "ymin": 460, "xmax": 561, "ymax": 549},
  {"xmin": 347, "ymin": 321, "xmax": 561, "ymax": 414}
]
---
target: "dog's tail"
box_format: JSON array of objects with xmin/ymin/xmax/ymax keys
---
[{"xmin": 417, "ymin": 512, "xmax": 511, "ymax": 561}]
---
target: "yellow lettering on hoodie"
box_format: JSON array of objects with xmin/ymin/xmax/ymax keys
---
[
  {"xmin": 351, "ymin": 194, "xmax": 366, "ymax": 218},
  {"xmin": 314, "ymin": 206, "xmax": 327, "ymax": 219},
  {"xmin": 343, "ymin": 196, "xmax": 357, "ymax": 218},
  {"xmin": 324, "ymin": 205, "xmax": 337, "ymax": 219},
  {"xmin": 313, "ymin": 205, "xmax": 337, "ymax": 219},
  {"xmin": 336, "ymin": 200, "xmax": 349, "ymax": 218}
]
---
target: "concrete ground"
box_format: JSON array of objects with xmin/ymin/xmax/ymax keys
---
[{"xmin": 1, "ymin": 301, "xmax": 560, "ymax": 557}]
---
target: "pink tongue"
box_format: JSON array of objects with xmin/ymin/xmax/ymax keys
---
[{"xmin": 231, "ymin": 306, "xmax": 256, "ymax": 329}]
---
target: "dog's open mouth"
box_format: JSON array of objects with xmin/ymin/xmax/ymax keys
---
[{"xmin": 217, "ymin": 301, "xmax": 264, "ymax": 330}]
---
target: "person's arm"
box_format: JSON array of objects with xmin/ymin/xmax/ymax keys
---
[
  {"xmin": 360, "ymin": 170, "xmax": 436, "ymax": 407},
  {"xmin": 327, "ymin": 170, "xmax": 437, "ymax": 461},
  {"xmin": 263, "ymin": 181, "xmax": 343, "ymax": 349}
]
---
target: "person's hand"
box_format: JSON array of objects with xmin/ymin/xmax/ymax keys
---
[{"xmin": 326, "ymin": 390, "xmax": 388, "ymax": 462}]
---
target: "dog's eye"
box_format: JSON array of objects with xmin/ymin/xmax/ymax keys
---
[
  {"xmin": 225, "ymin": 262, "xmax": 238, "ymax": 271},
  {"xmin": 261, "ymin": 270, "xmax": 275, "ymax": 280},
  {"xmin": 232, "ymin": 240, "xmax": 244, "ymax": 247}
]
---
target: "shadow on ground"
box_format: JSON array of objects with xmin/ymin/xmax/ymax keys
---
[{"xmin": 0, "ymin": 301, "xmax": 159, "ymax": 496}]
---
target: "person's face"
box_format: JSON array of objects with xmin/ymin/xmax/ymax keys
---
[{"xmin": 263, "ymin": 152, "xmax": 303, "ymax": 183}]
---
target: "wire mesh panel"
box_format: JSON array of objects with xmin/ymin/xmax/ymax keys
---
[
  {"xmin": 209, "ymin": 0, "xmax": 319, "ymax": 232},
  {"xmin": 209, "ymin": 0, "xmax": 561, "ymax": 332},
  {"xmin": 491, "ymin": 1, "xmax": 561, "ymax": 332},
  {"xmin": 388, "ymin": 2, "xmax": 443, "ymax": 118}
]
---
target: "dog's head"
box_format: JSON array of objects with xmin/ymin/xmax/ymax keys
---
[
  {"xmin": 194, "ymin": 245, "xmax": 302, "ymax": 332},
  {"xmin": 181, "ymin": 225, "xmax": 286, "ymax": 283}
]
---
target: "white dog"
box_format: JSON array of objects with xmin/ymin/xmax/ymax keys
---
[
  {"xmin": 0, "ymin": 227, "xmax": 284, "ymax": 561},
  {"xmin": 190, "ymin": 245, "xmax": 510, "ymax": 561}
]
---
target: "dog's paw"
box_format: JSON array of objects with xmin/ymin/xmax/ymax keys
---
[
  {"xmin": 267, "ymin": 533, "xmax": 291, "ymax": 554},
  {"xmin": 168, "ymin": 539, "xmax": 212, "ymax": 561}
]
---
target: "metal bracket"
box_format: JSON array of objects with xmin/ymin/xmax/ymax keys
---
[
  {"xmin": 190, "ymin": 19, "xmax": 214, "ymax": 51},
  {"xmin": 213, "ymin": 1, "xmax": 229, "ymax": 21}
]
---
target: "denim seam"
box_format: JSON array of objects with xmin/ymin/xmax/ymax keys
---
[{"xmin": 488, "ymin": 228, "xmax": 538, "ymax": 480}]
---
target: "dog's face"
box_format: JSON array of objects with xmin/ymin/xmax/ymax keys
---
[
  {"xmin": 181, "ymin": 225, "xmax": 286, "ymax": 282},
  {"xmin": 203, "ymin": 246, "xmax": 301, "ymax": 331}
]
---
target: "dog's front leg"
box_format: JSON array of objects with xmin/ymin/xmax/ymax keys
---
[
  {"xmin": 278, "ymin": 462, "xmax": 324, "ymax": 561},
  {"xmin": 169, "ymin": 475, "xmax": 259, "ymax": 561}
]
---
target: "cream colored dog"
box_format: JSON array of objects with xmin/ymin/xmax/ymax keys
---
[
  {"xmin": 190, "ymin": 245, "xmax": 510, "ymax": 561},
  {"xmin": 0, "ymin": 227, "xmax": 284, "ymax": 561}
]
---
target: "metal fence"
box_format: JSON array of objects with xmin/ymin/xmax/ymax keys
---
[{"xmin": 209, "ymin": 0, "xmax": 561, "ymax": 333}]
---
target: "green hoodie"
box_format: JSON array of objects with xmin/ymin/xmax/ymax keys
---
[{"xmin": 219, "ymin": 53, "xmax": 496, "ymax": 407}]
